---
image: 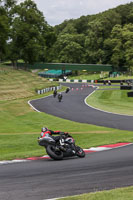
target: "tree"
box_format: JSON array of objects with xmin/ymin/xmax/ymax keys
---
[
  {"xmin": 0, "ymin": 6, "xmax": 9, "ymax": 61},
  {"xmin": 9, "ymin": 0, "xmax": 49, "ymax": 67},
  {"xmin": 50, "ymin": 33, "xmax": 85, "ymax": 63},
  {"xmin": 59, "ymin": 41, "xmax": 84, "ymax": 63},
  {"xmin": 0, "ymin": 1, "xmax": 16, "ymax": 60},
  {"xmin": 84, "ymin": 20, "xmax": 105, "ymax": 63},
  {"xmin": 109, "ymin": 25, "xmax": 125, "ymax": 69},
  {"xmin": 122, "ymin": 23, "xmax": 133, "ymax": 72}
]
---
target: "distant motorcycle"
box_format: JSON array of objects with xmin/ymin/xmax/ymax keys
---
[
  {"xmin": 38, "ymin": 132, "xmax": 85, "ymax": 160},
  {"xmin": 65, "ymin": 88, "xmax": 70, "ymax": 93},
  {"xmin": 58, "ymin": 93, "xmax": 63, "ymax": 102},
  {"xmin": 53, "ymin": 90, "xmax": 57, "ymax": 98}
]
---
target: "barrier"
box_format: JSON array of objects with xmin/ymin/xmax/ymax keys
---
[
  {"xmin": 36, "ymin": 85, "xmax": 62, "ymax": 94},
  {"xmin": 127, "ymin": 91, "xmax": 133, "ymax": 97},
  {"xmin": 120, "ymin": 86, "xmax": 132, "ymax": 90},
  {"xmin": 49, "ymin": 78, "xmax": 133, "ymax": 84}
]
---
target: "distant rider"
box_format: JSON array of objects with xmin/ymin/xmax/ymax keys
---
[
  {"xmin": 58, "ymin": 93, "xmax": 63, "ymax": 102},
  {"xmin": 53, "ymin": 90, "xmax": 57, "ymax": 97}
]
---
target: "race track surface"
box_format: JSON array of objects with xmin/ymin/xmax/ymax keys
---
[
  {"xmin": 30, "ymin": 83, "xmax": 133, "ymax": 131},
  {"xmin": 0, "ymin": 144, "xmax": 133, "ymax": 200},
  {"xmin": 1, "ymin": 83, "xmax": 133, "ymax": 200}
]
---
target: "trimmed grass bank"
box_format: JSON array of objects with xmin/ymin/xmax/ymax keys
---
[
  {"xmin": 69, "ymin": 73, "xmax": 133, "ymax": 81},
  {"xmin": 58, "ymin": 186, "xmax": 133, "ymax": 200},
  {"xmin": 86, "ymin": 87, "xmax": 133, "ymax": 115}
]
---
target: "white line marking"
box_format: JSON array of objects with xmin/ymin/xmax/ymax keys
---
[
  {"xmin": 28, "ymin": 93, "xmax": 53, "ymax": 112},
  {"xmin": 28, "ymin": 88, "xmax": 66, "ymax": 112},
  {"xmin": 88, "ymin": 147, "xmax": 112, "ymax": 151},
  {"xmin": 0, "ymin": 160, "xmax": 29, "ymax": 165}
]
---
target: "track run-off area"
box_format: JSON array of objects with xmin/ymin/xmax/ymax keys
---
[{"xmin": 1, "ymin": 83, "xmax": 133, "ymax": 200}]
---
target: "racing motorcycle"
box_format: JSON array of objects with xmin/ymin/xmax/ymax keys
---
[
  {"xmin": 38, "ymin": 132, "xmax": 85, "ymax": 160},
  {"xmin": 58, "ymin": 93, "xmax": 63, "ymax": 102}
]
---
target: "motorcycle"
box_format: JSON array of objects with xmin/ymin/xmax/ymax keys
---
[
  {"xmin": 58, "ymin": 93, "xmax": 63, "ymax": 102},
  {"xmin": 53, "ymin": 90, "xmax": 57, "ymax": 98},
  {"xmin": 38, "ymin": 132, "xmax": 85, "ymax": 160}
]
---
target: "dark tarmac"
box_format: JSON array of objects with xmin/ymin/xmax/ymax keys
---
[
  {"xmin": 30, "ymin": 83, "xmax": 133, "ymax": 131},
  {"xmin": 1, "ymin": 144, "xmax": 133, "ymax": 200}
]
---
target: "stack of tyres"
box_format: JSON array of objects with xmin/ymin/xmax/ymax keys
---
[
  {"xmin": 120, "ymin": 86, "xmax": 132, "ymax": 90},
  {"xmin": 127, "ymin": 91, "xmax": 133, "ymax": 97}
]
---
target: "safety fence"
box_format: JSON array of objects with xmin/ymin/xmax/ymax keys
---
[
  {"xmin": 49, "ymin": 78, "xmax": 133, "ymax": 84},
  {"xmin": 49, "ymin": 79, "xmax": 94, "ymax": 83},
  {"xmin": 36, "ymin": 85, "xmax": 62, "ymax": 95}
]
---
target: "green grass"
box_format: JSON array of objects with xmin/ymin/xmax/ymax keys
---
[
  {"xmin": 58, "ymin": 186, "xmax": 133, "ymax": 200},
  {"xmin": 104, "ymin": 75, "xmax": 133, "ymax": 80},
  {"xmin": 68, "ymin": 73, "xmax": 133, "ymax": 80},
  {"xmin": 86, "ymin": 87, "xmax": 133, "ymax": 115},
  {"xmin": 69, "ymin": 74, "xmax": 101, "ymax": 80},
  {"xmin": 0, "ymin": 65, "xmax": 58, "ymax": 100}
]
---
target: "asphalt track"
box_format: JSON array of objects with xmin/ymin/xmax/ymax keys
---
[
  {"xmin": 1, "ymin": 144, "xmax": 133, "ymax": 200},
  {"xmin": 30, "ymin": 83, "xmax": 133, "ymax": 131},
  {"xmin": 1, "ymin": 83, "xmax": 133, "ymax": 200}
]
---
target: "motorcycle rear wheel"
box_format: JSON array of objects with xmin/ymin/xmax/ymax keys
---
[
  {"xmin": 46, "ymin": 145, "xmax": 63, "ymax": 160},
  {"xmin": 76, "ymin": 146, "xmax": 85, "ymax": 158}
]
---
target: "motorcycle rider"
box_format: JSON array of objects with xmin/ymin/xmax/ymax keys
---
[
  {"xmin": 40, "ymin": 127, "xmax": 68, "ymax": 150},
  {"xmin": 53, "ymin": 90, "xmax": 57, "ymax": 97},
  {"xmin": 58, "ymin": 93, "xmax": 63, "ymax": 102}
]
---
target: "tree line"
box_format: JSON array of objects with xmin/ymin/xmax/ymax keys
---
[
  {"xmin": 0, "ymin": 0, "xmax": 55, "ymax": 68},
  {"xmin": 1, "ymin": 0, "xmax": 133, "ymax": 71}
]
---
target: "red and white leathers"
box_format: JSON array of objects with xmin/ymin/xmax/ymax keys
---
[{"xmin": 40, "ymin": 129, "xmax": 61, "ymax": 138}]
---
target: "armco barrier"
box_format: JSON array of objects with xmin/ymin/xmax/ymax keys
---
[
  {"xmin": 48, "ymin": 78, "xmax": 133, "ymax": 84},
  {"xmin": 36, "ymin": 85, "xmax": 62, "ymax": 95},
  {"xmin": 120, "ymin": 85, "xmax": 132, "ymax": 90},
  {"xmin": 49, "ymin": 78, "xmax": 92, "ymax": 83},
  {"xmin": 127, "ymin": 91, "xmax": 133, "ymax": 97}
]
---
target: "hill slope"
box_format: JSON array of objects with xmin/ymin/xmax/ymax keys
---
[{"xmin": 0, "ymin": 65, "xmax": 57, "ymax": 100}]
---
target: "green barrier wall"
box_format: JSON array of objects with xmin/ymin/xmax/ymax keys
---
[{"xmin": 17, "ymin": 62, "xmax": 113, "ymax": 72}]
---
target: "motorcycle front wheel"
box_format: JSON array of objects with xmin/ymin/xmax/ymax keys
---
[
  {"xmin": 76, "ymin": 146, "xmax": 85, "ymax": 158},
  {"xmin": 46, "ymin": 145, "xmax": 63, "ymax": 160}
]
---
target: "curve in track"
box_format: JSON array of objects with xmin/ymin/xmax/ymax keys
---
[{"xmin": 29, "ymin": 83, "xmax": 133, "ymax": 131}]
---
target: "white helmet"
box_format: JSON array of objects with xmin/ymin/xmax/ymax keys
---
[{"xmin": 41, "ymin": 127, "xmax": 48, "ymax": 132}]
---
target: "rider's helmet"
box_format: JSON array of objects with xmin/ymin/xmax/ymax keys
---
[{"xmin": 41, "ymin": 127, "xmax": 48, "ymax": 132}]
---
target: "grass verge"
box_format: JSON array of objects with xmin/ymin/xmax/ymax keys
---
[
  {"xmin": 86, "ymin": 87, "xmax": 133, "ymax": 115},
  {"xmin": 1, "ymin": 121, "xmax": 133, "ymax": 160},
  {"xmin": 58, "ymin": 186, "xmax": 133, "ymax": 200},
  {"xmin": 68, "ymin": 73, "xmax": 133, "ymax": 80}
]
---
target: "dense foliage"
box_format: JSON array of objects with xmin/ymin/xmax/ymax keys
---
[
  {"xmin": 0, "ymin": 0, "xmax": 56, "ymax": 67},
  {"xmin": 0, "ymin": 1, "xmax": 133, "ymax": 71},
  {"xmin": 52, "ymin": 3, "xmax": 133, "ymax": 71}
]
